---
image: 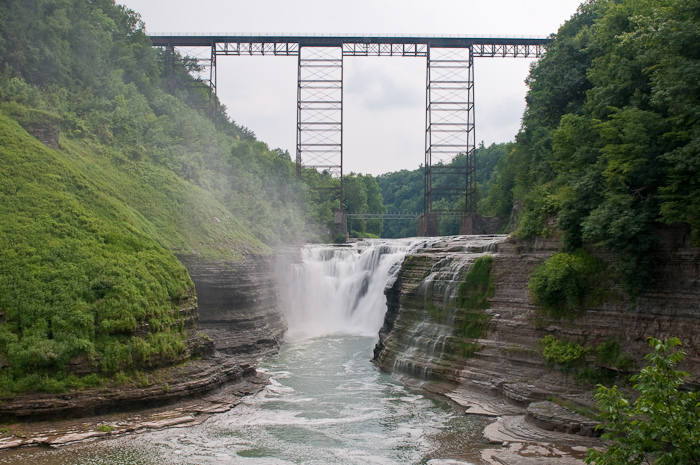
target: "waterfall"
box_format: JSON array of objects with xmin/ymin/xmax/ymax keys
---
[
  {"xmin": 373, "ymin": 234, "xmax": 509, "ymax": 385},
  {"xmin": 277, "ymin": 238, "xmax": 439, "ymax": 341}
]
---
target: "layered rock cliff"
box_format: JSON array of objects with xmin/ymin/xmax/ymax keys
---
[
  {"xmin": 178, "ymin": 254, "xmax": 287, "ymax": 361},
  {"xmin": 374, "ymin": 229, "xmax": 700, "ymax": 409},
  {"xmin": 0, "ymin": 288, "xmax": 251, "ymax": 421}
]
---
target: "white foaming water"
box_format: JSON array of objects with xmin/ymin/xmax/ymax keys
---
[
  {"xmin": 5, "ymin": 336, "xmax": 486, "ymax": 465},
  {"xmin": 279, "ymin": 238, "xmax": 439, "ymax": 340},
  {"xmin": 2, "ymin": 237, "xmax": 506, "ymax": 465}
]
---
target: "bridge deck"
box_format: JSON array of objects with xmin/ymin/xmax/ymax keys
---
[{"xmin": 149, "ymin": 34, "xmax": 550, "ymax": 57}]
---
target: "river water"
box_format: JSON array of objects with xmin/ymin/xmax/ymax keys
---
[{"xmin": 4, "ymin": 239, "xmax": 494, "ymax": 465}]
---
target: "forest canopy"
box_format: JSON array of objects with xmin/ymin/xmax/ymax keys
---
[{"xmin": 479, "ymin": 0, "xmax": 700, "ymax": 296}]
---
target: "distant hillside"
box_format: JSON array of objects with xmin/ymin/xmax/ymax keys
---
[{"xmin": 377, "ymin": 142, "xmax": 510, "ymax": 237}]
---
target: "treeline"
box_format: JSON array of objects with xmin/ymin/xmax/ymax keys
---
[
  {"xmin": 479, "ymin": 0, "xmax": 700, "ymax": 296},
  {"xmin": 0, "ymin": 0, "xmax": 341, "ymax": 244},
  {"xmin": 376, "ymin": 143, "xmax": 509, "ymax": 237}
]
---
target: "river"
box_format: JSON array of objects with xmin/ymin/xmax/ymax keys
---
[{"xmin": 3, "ymin": 239, "xmax": 494, "ymax": 464}]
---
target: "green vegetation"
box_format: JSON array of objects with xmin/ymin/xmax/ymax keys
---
[
  {"xmin": 480, "ymin": 0, "xmax": 700, "ymax": 298},
  {"xmin": 97, "ymin": 424, "xmax": 115, "ymax": 433},
  {"xmin": 457, "ymin": 255, "xmax": 496, "ymax": 311},
  {"xmin": 459, "ymin": 342, "xmax": 482, "ymax": 358},
  {"xmin": 528, "ymin": 249, "xmax": 608, "ymax": 318},
  {"xmin": 586, "ymin": 337, "xmax": 700, "ymax": 465},
  {"xmin": 376, "ymin": 143, "xmax": 509, "ymax": 237},
  {"xmin": 454, "ymin": 256, "xmax": 495, "ymax": 344},
  {"xmin": 539, "ymin": 335, "xmax": 590, "ymax": 372},
  {"xmin": 0, "ymin": 0, "xmax": 339, "ymax": 395},
  {"xmin": 596, "ymin": 340, "xmax": 636, "ymax": 371},
  {"xmin": 0, "ymin": 113, "xmax": 195, "ymax": 395},
  {"xmin": 343, "ymin": 173, "xmax": 385, "ymax": 238},
  {"xmin": 539, "ymin": 335, "xmax": 637, "ymax": 384}
]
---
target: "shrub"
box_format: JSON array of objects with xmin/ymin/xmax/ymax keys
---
[
  {"xmin": 586, "ymin": 338, "xmax": 700, "ymax": 465},
  {"xmin": 596, "ymin": 340, "xmax": 636, "ymax": 371},
  {"xmin": 529, "ymin": 249, "xmax": 606, "ymax": 318},
  {"xmin": 539, "ymin": 335, "xmax": 590, "ymax": 371}
]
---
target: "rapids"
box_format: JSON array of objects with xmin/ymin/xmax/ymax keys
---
[{"xmin": 3, "ymin": 238, "xmax": 497, "ymax": 465}]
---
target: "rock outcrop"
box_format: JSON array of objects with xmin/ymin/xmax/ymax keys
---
[
  {"xmin": 178, "ymin": 254, "xmax": 287, "ymax": 361},
  {"xmin": 374, "ymin": 228, "xmax": 700, "ymax": 408},
  {"xmin": 0, "ymin": 353, "xmax": 261, "ymax": 421},
  {"xmin": 0, "ymin": 253, "xmax": 287, "ymax": 422},
  {"xmin": 374, "ymin": 230, "xmax": 699, "ymax": 463}
]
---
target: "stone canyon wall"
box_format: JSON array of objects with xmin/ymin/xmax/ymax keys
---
[
  {"xmin": 178, "ymin": 254, "xmax": 287, "ymax": 362},
  {"xmin": 374, "ymin": 229, "xmax": 700, "ymax": 410}
]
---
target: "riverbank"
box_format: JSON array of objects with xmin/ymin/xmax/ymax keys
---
[
  {"xmin": 0, "ymin": 367, "xmax": 269, "ymax": 454},
  {"xmin": 0, "ymin": 373, "xmax": 602, "ymax": 464}
]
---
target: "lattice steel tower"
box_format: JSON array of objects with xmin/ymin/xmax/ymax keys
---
[
  {"xmin": 296, "ymin": 47, "xmax": 344, "ymax": 204},
  {"xmin": 150, "ymin": 34, "xmax": 548, "ymax": 235},
  {"xmin": 424, "ymin": 46, "xmax": 476, "ymax": 218}
]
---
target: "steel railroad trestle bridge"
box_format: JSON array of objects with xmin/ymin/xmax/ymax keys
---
[{"xmin": 149, "ymin": 34, "xmax": 549, "ymax": 236}]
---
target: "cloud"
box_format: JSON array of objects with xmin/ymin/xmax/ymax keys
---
[{"xmin": 345, "ymin": 59, "xmax": 423, "ymax": 112}]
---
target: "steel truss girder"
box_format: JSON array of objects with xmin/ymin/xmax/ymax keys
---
[
  {"xmin": 150, "ymin": 35, "xmax": 549, "ymax": 58},
  {"xmin": 296, "ymin": 47, "xmax": 344, "ymax": 204},
  {"xmin": 347, "ymin": 212, "xmax": 469, "ymax": 219},
  {"xmin": 214, "ymin": 41, "xmax": 300, "ymax": 56},
  {"xmin": 348, "ymin": 212, "xmax": 420, "ymax": 219},
  {"xmin": 471, "ymin": 43, "xmax": 544, "ymax": 57},
  {"xmin": 342, "ymin": 42, "xmax": 428, "ymax": 57}
]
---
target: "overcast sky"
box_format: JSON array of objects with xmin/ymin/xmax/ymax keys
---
[{"xmin": 119, "ymin": 0, "xmax": 583, "ymax": 176}]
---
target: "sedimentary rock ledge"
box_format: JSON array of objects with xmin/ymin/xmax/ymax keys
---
[
  {"xmin": 0, "ymin": 361, "xmax": 268, "ymax": 452},
  {"xmin": 179, "ymin": 254, "xmax": 287, "ymax": 361},
  {"xmin": 0, "ymin": 352, "xmax": 254, "ymax": 422}
]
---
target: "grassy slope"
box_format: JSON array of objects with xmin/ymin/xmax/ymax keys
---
[{"xmin": 0, "ymin": 107, "xmax": 267, "ymax": 395}]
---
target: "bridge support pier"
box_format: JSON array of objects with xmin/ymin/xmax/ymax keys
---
[
  {"xmin": 333, "ymin": 208, "xmax": 348, "ymax": 242},
  {"xmin": 418, "ymin": 212, "xmax": 440, "ymax": 237},
  {"xmin": 459, "ymin": 214, "xmax": 478, "ymax": 235}
]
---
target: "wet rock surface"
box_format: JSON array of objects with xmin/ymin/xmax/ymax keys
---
[
  {"xmin": 526, "ymin": 401, "xmax": 600, "ymax": 437},
  {"xmin": 179, "ymin": 254, "xmax": 287, "ymax": 361},
  {"xmin": 376, "ymin": 231, "xmax": 700, "ymax": 404},
  {"xmin": 0, "ymin": 369, "xmax": 268, "ymax": 451},
  {"xmin": 0, "ymin": 353, "xmax": 254, "ymax": 422},
  {"xmin": 374, "ymin": 230, "xmax": 700, "ymax": 463}
]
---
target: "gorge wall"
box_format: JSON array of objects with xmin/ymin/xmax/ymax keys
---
[
  {"xmin": 178, "ymin": 254, "xmax": 287, "ymax": 361},
  {"xmin": 374, "ymin": 230, "xmax": 700, "ymax": 409}
]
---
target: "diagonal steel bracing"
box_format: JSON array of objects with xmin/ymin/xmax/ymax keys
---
[
  {"xmin": 164, "ymin": 42, "xmax": 217, "ymax": 115},
  {"xmin": 296, "ymin": 47, "xmax": 344, "ymax": 204},
  {"xmin": 424, "ymin": 46, "xmax": 475, "ymax": 216}
]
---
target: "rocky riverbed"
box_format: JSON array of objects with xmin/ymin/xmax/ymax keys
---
[{"xmin": 0, "ymin": 365, "xmax": 268, "ymax": 452}]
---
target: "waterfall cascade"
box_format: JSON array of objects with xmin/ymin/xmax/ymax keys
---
[
  {"xmin": 278, "ymin": 235, "xmax": 507, "ymax": 350},
  {"xmin": 278, "ymin": 238, "xmax": 441, "ymax": 341},
  {"xmin": 369, "ymin": 235, "xmax": 508, "ymax": 384}
]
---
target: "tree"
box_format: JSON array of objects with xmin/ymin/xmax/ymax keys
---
[{"xmin": 586, "ymin": 337, "xmax": 700, "ymax": 465}]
